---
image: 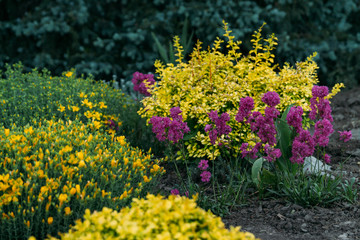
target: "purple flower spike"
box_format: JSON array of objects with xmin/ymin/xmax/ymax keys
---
[
  {"xmin": 149, "ymin": 107, "xmax": 190, "ymax": 143},
  {"xmin": 200, "ymin": 171, "xmax": 211, "ymax": 183},
  {"xmin": 312, "ymin": 86, "xmax": 329, "ymax": 98},
  {"xmin": 132, "ymin": 72, "xmax": 155, "ymax": 96},
  {"xmin": 262, "ymin": 91, "xmax": 280, "ymax": 107},
  {"xmin": 236, "ymin": 97, "xmax": 254, "ymax": 122},
  {"xmin": 171, "ymin": 189, "xmax": 180, "ymax": 195},
  {"xmin": 286, "ymin": 106, "xmax": 304, "ymax": 134},
  {"xmin": 198, "ymin": 160, "xmax": 209, "ymax": 171},
  {"xmin": 338, "ymin": 131, "xmax": 352, "ymax": 142}
]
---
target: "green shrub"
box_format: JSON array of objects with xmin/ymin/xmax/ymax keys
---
[
  {"xmin": 0, "ymin": 119, "xmax": 165, "ymax": 239},
  {"xmin": 45, "ymin": 194, "xmax": 259, "ymax": 240},
  {"xmin": 0, "ymin": 63, "xmax": 131, "ymax": 131}
]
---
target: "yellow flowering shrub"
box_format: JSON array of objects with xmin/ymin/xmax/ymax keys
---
[
  {"xmin": 139, "ymin": 21, "xmax": 343, "ymax": 160},
  {"xmin": 47, "ymin": 194, "xmax": 259, "ymax": 240},
  {"xmin": 0, "ymin": 63, "xmax": 129, "ymax": 132},
  {"xmin": 0, "ymin": 120, "xmax": 165, "ymax": 239}
]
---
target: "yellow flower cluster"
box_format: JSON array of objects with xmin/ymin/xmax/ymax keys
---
[
  {"xmin": 139, "ymin": 21, "xmax": 343, "ymax": 160},
  {"xmin": 0, "ymin": 120, "xmax": 165, "ymax": 239},
  {"xmin": 47, "ymin": 194, "xmax": 259, "ymax": 240}
]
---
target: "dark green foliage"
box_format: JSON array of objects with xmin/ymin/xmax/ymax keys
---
[{"xmin": 0, "ymin": 0, "xmax": 359, "ymax": 88}]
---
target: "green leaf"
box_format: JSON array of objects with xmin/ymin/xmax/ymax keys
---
[
  {"xmin": 276, "ymin": 118, "xmax": 292, "ymax": 160},
  {"xmin": 251, "ymin": 158, "xmax": 266, "ymax": 186},
  {"xmin": 261, "ymin": 168, "xmax": 277, "ymax": 186},
  {"xmin": 182, "ymin": 131, "xmax": 197, "ymax": 141},
  {"xmin": 151, "ymin": 32, "xmax": 170, "ymax": 63}
]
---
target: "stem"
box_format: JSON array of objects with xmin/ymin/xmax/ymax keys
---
[
  {"xmin": 169, "ymin": 142, "xmax": 188, "ymax": 193},
  {"xmin": 212, "ymin": 150, "xmax": 217, "ymax": 201}
]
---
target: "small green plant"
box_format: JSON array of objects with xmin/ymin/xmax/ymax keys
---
[
  {"xmin": 340, "ymin": 177, "xmax": 359, "ymax": 204},
  {"xmin": 45, "ymin": 194, "xmax": 259, "ymax": 240}
]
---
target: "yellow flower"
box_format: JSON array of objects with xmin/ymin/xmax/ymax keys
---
[
  {"xmin": 59, "ymin": 193, "xmax": 68, "ymax": 206},
  {"xmin": 64, "ymin": 207, "xmax": 71, "ymax": 216},
  {"xmin": 65, "ymin": 71, "xmax": 73, "ymax": 77},
  {"xmin": 70, "ymin": 188, "xmax": 77, "ymax": 195},
  {"xmin": 79, "ymin": 92, "xmax": 87, "ymax": 98},
  {"xmin": 58, "ymin": 104, "xmax": 65, "ymax": 112},
  {"xmin": 116, "ymin": 136, "xmax": 126, "ymax": 146},
  {"xmin": 143, "ymin": 175, "xmax": 150, "ymax": 183},
  {"xmin": 78, "ymin": 160, "xmax": 86, "ymax": 168},
  {"xmin": 92, "ymin": 120, "xmax": 101, "ymax": 130},
  {"xmin": 24, "ymin": 126, "xmax": 34, "ymax": 135},
  {"xmin": 71, "ymin": 106, "xmax": 80, "ymax": 112},
  {"xmin": 81, "ymin": 99, "xmax": 94, "ymax": 109},
  {"xmin": 99, "ymin": 102, "xmax": 107, "ymax": 109},
  {"xmin": 47, "ymin": 217, "xmax": 53, "ymax": 225},
  {"xmin": 76, "ymin": 151, "xmax": 84, "ymax": 160},
  {"xmin": 4, "ymin": 129, "xmax": 10, "ymax": 137}
]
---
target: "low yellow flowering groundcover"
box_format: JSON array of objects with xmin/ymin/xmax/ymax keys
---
[{"xmin": 0, "ymin": 120, "xmax": 164, "ymax": 239}]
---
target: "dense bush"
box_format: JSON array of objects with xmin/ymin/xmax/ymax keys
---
[
  {"xmin": 0, "ymin": 119, "xmax": 164, "ymax": 239},
  {"xmin": 45, "ymin": 194, "xmax": 258, "ymax": 240},
  {"xmin": 0, "ymin": 0, "xmax": 359, "ymax": 87},
  {"xmin": 139, "ymin": 22, "xmax": 344, "ymax": 160},
  {"xmin": 0, "ymin": 63, "xmax": 130, "ymax": 130}
]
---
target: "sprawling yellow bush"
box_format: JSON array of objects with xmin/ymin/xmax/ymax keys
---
[
  {"xmin": 0, "ymin": 120, "xmax": 164, "ymax": 239},
  {"xmin": 46, "ymin": 194, "xmax": 259, "ymax": 240},
  {"xmin": 139, "ymin": 21, "xmax": 343, "ymax": 160}
]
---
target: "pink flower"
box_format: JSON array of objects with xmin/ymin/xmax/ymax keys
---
[
  {"xmin": 205, "ymin": 110, "xmax": 232, "ymax": 145},
  {"xmin": 198, "ymin": 160, "xmax": 209, "ymax": 171},
  {"xmin": 290, "ymin": 129, "xmax": 315, "ymax": 164},
  {"xmin": 236, "ymin": 97, "xmax": 254, "ymax": 122},
  {"xmin": 261, "ymin": 91, "xmax": 280, "ymax": 107},
  {"xmin": 200, "ymin": 171, "xmax": 211, "ymax": 183},
  {"xmin": 131, "ymin": 72, "xmax": 155, "ymax": 96},
  {"xmin": 313, "ymin": 119, "xmax": 334, "ymax": 147},
  {"xmin": 171, "ymin": 189, "xmax": 180, "ymax": 195},
  {"xmin": 264, "ymin": 144, "xmax": 282, "ymax": 162},
  {"xmin": 149, "ymin": 107, "xmax": 190, "ymax": 143},
  {"xmin": 338, "ymin": 130, "xmax": 352, "ymax": 142},
  {"xmin": 286, "ymin": 106, "xmax": 303, "ymax": 134},
  {"xmin": 323, "ymin": 154, "xmax": 331, "ymax": 164},
  {"xmin": 309, "ymin": 86, "xmax": 333, "ymax": 122}
]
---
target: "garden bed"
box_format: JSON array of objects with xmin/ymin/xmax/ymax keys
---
[{"xmin": 222, "ymin": 86, "xmax": 360, "ymax": 240}]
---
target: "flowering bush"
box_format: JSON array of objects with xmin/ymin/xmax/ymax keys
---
[
  {"xmin": 46, "ymin": 194, "xmax": 258, "ymax": 240},
  {"xmin": 0, "ymin": 120, "xmax": 164, "ymax": 239},
  {"xmin": 139, "ymin": 21, "xmax": 344, "ymax": 160},
  {"xmin": 0, "ymin": 63, "xmax": 129, "ymax": 132}
]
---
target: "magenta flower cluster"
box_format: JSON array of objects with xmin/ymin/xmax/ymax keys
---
[
  {"xmin": 309, "ymin": 86, "xmax": 333, "ymax": 122},
  {"xmin": 198, "ymin": 159, "xmax": 211, "ymax": 183},
  {"xmin": 149, "ymin": 107, "xmax": 190, "ymax": 143},
  {"xmin": 338, "ymin": 130, "xmax": 352, "ymax": 142},
  {"xmin": 131, "ymin": 72, "xmax": 156, "ymax": 96},
  {"xmin": 204, "ymin": 110, "xmax": 232, "ymax": 145},
  {"xmin": 287, "ymin": 86, "xmax": 335, "ymax": 164},
  {"xmin": 236, "ymin": 92, "xmax": 282, "ymax": 162}
]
